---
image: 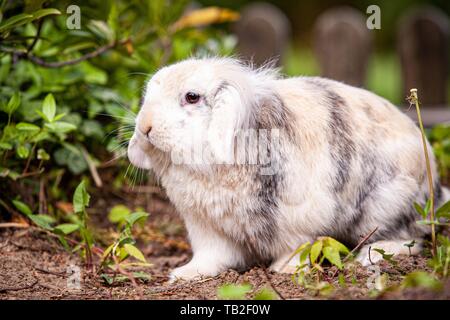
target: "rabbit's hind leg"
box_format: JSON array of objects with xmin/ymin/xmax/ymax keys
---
[{"xmin": 356, "ymin": 239, "xmax": 422, "ymax": 266}]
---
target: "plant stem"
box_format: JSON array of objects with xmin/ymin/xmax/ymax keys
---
[
  {"xmin": 0, "ymin": 39, "xmax": 131, "ymax": 68},
  {"xmin": 409, "ymin": 88, "xmax": 436, "ymax": 257},
  {"xmin": 22, "ymin": 142, "xmax": 36, "ymax": 175}
]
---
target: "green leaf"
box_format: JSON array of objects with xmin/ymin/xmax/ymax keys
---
[
  {"xmin": 87, "ymin": 20, "xmax": 115, "ymax": 42},
  {"xmin": 61, "ymin": 142, "xmax": 82, "ymax": 156},
  {"xmin": 404, "ymin": 240, "xmax": 416, "ymax": 249},
  {"xmin": 123, "ymin": 243, "xmax": 146, "ymax": 262},
  {"xmin": 108, "ymin": 205, "xmax": 131, "ymax": 224},
  {"xmin": 54, "ymin": 223, "xmax": 80, "ymax": 235},
  {"xmin": 4, "ymin": 92, "xmax": 20, "ymax": 115},
  {"xmin": 125, "ymin": 212, "xmax": 149, "ymax": 227},
  {"xmin": 402, "ymin": 272, "xmax": 442, "ymax": 290},
  {"xmin": 54, "ymin": 147, "xmax": 87, "ymax": 174},
  {"xmin": 36, "ymin": 214, "xmax": 56, "ymax": 224},
  {"xmin": 117, "ymin": 246, "xmax": 129, "ymax": 262},
  {"xmin": 107, "ymin": 2, "xmax": 119, "ymax": 34},
  {"xmin": 100, "ymin": 272, "xmax": 151, "ymax": 285},
  {"xmin": 424, "ymin": 199, "xmax": 431, "ymax": 216},
  {"xmin": 81, "ymin": 120, "xmax": 104, "ymax": 139},
  {"xmin": 217, "ymin": 283, "xmax": 252, "ymax": 300},
  {"xmin": 132, "ymin": 271, "xmax": 152, "ymax": 281},
  {"xmin": 37, "ymin": 148, "xmax": 50, "ymax": 161},
  {"xmin": 57, "ymin": 236, "xmax": 70, "ymax": 251},
  {"xmin": 35, "ymin": 110, "xmax": 48, "ymax": 122},
  {"xmin": 0, "ymin": 9, "xmax": 60, "ymax": 34},
  {"xmin": 372, "ymin": 248, "xmax": 396, "ymax": 264},
  {"xmin": 7, "ymin": 170, "xmax": 20, "ymax": 180},
  {"xmin": 16, "ymin": 122, "xmax": 40, "ymax": 132},
  {"xmin": 299, "ymin": 244, "xmax": 311, "ymax": 265},
  {"xmin": 31, "ymin": 8, "xmax": 61, "ymax": 20},
  {"xmin": 53, "ymin": 113, "xmax": 66, "ymax": 122},
  {"xmin": 436, "ymin": 200, "xmax": 450, "ymax": 219},
  {"xmin": 80, "ymin": 62, "xmax": 108, "ymax": 85},
  {"xmin": 62, "ymin": 42, "xmax": 97, "ymax": 55},
  {"xmin": 42, "ymin": 93, "xmax": 56, "ymax": 122},
  {"xmin": 0, "ymin": 13, "xmax": 33, "ymax": 33},
  {"xmin": 294, "ymin": 241, "xmax": 311, "ymax": 255},
  {"xmin": 12, "ymin": 199, "xmax": 32, "ymax": 216},
  {"xmin": 0, "ymin": 142, "xmax": 12, "ymax": 150},
  {"xmin": 73, "ymin": 181, "xmax": 90, "ymax": 213},
  {"xmin": 45, "ymin": 121, "xmax": 77, "ymax": 133},
  {"xmin": 100, "ymin": 273, "xmax": 114, "ymax": 285},
  {"xmin": 416, "ymin": 220, "xmax": 439, "ymax": 225},
  {"xmin": 322, "ymin": 246, "xmax": 343, "ymax": 269},
  {"xmin": 414, "ymin": 202, "xmax": 427, "ymax": 219},
  {"xmin": 28, "ymin": 214, "xmax": 54, "ymax": 230},
  {"xmin": 324, "ymin": 237, "xmax": 350, "ymax": 254},
  {"xmin": 101, "ymin": 243, "xmax": 115, "ymax": 261},
  {"xmin": 310, "ymin": 240, "xmax": 323, "ymax": 264},
  {"xmin": 253, "ymin": 287, "xmax": 278, "ymax": 300},
  {"xmin": 16, "ymin": 145, "xmax": 30, "ymax": 158}
]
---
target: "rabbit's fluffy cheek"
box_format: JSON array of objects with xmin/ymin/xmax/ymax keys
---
[{"xmin": 149, "ymin": 119, "xmax": 206, "ymax": 157}]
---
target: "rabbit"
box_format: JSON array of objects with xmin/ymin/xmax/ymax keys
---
[{"xmin": 127, "ymin": 57, "xmax": 448, "ymax": 281}]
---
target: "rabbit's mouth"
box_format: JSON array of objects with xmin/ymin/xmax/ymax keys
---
[{"xmin": 127, "ymin": 133, "xmax": 154, "ymax": 169}]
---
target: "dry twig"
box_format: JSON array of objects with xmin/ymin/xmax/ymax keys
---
[
  {"xmin": 262, "ymin": 267, "xmax": 285, "ymax": 300},
  {"xmin": 2, "ymin": 39, "xmax": 131, "ymax": 68},
  {"xmin": 0, "ymin": 279, "xmax": 38, "ymax": 293},
  {"xmin": 80, "ymin": 146, "xmax": 103, "ymax": 188},
  {"xmin": 0, "ymin": 222, "xmax": 29, "ymax": 228},
  {"xmin": 330, "ymin": 227, "xmax": 379, "ymax": 278}
]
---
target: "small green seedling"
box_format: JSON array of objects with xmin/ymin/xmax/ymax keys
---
[
  {"xmin": 291, "ymin": 237, "xmax": 349, "ymax": 293},
  {"xmin": 217, "ymin": 283, "xmax": 278, "ymax": 300},
  {"xmin": 413, "ymin": 198, "xmax": 450, "ymax": 277},
  {"xmin": 404, "ymin": 240, "xmax": 416, "ymax": 256},
  {"xmin": 99, "ymin": 205, "xmax": 151, "ymax": 285},
  {"xmin": 11, "ymin": 198, "xmax": 56, "ymax": 230},
  {"xmin": 371, "ymin": 248, "xmax": 397, "ymax": 266}
]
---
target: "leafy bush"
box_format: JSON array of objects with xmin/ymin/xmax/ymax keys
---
[
  {"xmin": 0, "ymin": 1, "xmax": 237, "ymax": 215},
  {"xmin": 428, "ymin": 124, "xmax": 450, "ymax": 181}
]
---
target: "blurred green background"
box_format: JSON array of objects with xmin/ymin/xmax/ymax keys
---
[{"xmin": 201, "ymin": 0, "xmax": 450, "ymax": 105}]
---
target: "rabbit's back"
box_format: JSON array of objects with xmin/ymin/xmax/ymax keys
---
[{"xmin": 275, "ymin": 76, "xmax": 440, "ymax": 247}]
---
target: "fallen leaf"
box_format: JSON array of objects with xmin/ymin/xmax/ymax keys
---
[
  {"xmin": 170, "ymin": 7, "xmax": 240, "ymax": 32},
  {"xmin": 56, "ymin": 201, "xmax": 74, "ymax": 215}
]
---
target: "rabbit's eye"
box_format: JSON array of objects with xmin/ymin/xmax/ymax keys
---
[{"xmin": 185, "ymin": 92, "xmax": 200, "ymax": 104}]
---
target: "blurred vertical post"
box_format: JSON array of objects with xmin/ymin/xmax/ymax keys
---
[
  {"xmin": 397, "ymin": 6, "xmax": 450, "ymax": 106},
  {"xmin": 313, "ymin": 6, "xmax": 373, "ymax": 87},
  {"xmin": 234, "ymin": 2, "xmax": 291, "ymax": 67}
]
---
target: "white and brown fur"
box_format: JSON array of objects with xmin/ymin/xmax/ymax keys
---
[{"xmin": 128, "ymin": 57, "xmax": 448, "ymax": 281}]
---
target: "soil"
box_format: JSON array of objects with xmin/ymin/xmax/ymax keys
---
[{"xmin": 1, "ymin": 189, "xmax": 449, "ymax": 300}]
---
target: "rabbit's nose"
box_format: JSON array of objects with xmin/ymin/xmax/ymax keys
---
[
  {"xmin": 137, "ymin": 123, "xmax": 152, "ymax": 137},
  {"xmin": 137, "ymin": 110, "xmax": 152, "ymax": 136},
  {"xmin": 143, "ymin": 125, "xmax": 152, "ymax": 136}
]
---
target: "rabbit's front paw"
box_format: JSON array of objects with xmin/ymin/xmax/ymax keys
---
[{"xmin": 169, "ymin": 261, "xmax": 220, "ymax": 283}]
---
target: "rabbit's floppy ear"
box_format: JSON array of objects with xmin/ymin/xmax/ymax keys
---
[{"xmin": 207, "ymin": 82, "xmax": 250, "ymax": 164}]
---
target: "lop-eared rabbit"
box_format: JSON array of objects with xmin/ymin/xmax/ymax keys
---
[{"xmin": 128, "ymin": 57, "xmax": 447, "ymax": 281}]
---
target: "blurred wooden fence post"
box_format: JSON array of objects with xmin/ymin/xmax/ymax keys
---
[
  {"xmin": 313, "ymin": 6, "xmax": 372, "ymax": 87},
  {"xmin": 234, "ymin": 2, "xmax": 291, "ymax": 67},
  {"xmin": 397, "ymin": 6, "xmax": 450, "ymax": 106}
]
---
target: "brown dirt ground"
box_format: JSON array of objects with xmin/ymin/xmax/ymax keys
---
[{"xmin": 1, "ymin": 189, "xmax": 449, "ymax": 300}]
